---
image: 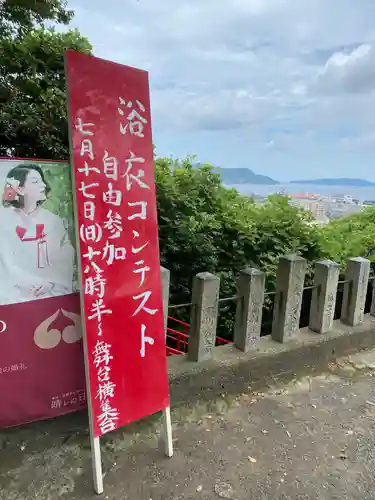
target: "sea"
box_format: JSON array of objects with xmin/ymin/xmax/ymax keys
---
[{"xmin": 230, "ymin": 183, "xmax": 375, "ymax": 203}]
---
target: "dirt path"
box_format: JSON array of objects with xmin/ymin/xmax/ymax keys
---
[{"xmin": 1, "ymin": 350, "xmax": 375, "ymax": 499}]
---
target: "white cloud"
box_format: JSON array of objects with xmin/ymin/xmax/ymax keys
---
[
  {"xmin": 341, "ymin": 132, "xmax": 375, "ymax": 151},
  {"xmin": 67, "ymin": 0, "xmax": 375, "ymax": 179},
  {"xmin": 314, "ymin": 44, "xmax": 375, "ymax": 94}
]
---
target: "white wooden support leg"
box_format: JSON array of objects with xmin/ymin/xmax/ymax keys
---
[
  {"xmin": 91, "ymin": 435, "xmax": 104, "ymax": 494},
  {"xmin": 162, "ymin": 406, "xmax": 173, "ymax": 457}
]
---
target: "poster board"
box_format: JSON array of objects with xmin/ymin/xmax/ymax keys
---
[{"xmin": 0, "ymin": 158, "xmax": 85, "ymax": 428}]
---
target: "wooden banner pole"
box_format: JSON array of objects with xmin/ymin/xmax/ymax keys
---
[
  {"xmin": 82, "ymin": 319, "xmax": 103, "ymax": 495},
  {"xmin": 162, "ymin": 406, "xmax": 173, "ymax": 458},
  {"xmin": 65, "ymin": 58, "xmax": 104, "ymax": 494},
  {"xmin": 91, "ymin": 435, "xmax": 104, "ymax": 494}
]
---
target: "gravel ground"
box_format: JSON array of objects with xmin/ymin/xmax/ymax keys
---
[{"xmin": 2, "ymin": 350, "xmax": 375, "ymax": 499}]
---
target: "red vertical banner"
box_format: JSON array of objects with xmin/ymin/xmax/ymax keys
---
[{"xmin": 65, "ymin": 51, "xmax": 170, "ymax": 437}]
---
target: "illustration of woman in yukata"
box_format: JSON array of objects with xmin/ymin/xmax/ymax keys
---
[{"xmin": 0, "ymin": 164, "xmax": 75, "ymax": 305}]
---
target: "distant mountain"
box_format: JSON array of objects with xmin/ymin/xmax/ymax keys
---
[
  {"xmin": 290, "ymin": 178, "xmax": 375, "ymax": 187},
  {"xmin": 214, "ymin": 167, "xmax": 279, "ymax": 185}
]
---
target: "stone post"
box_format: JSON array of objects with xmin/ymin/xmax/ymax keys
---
[
  {"xmin": 234, "ymin": 268, "xmax": 265, "ymax": 352},
  {"xmin": 309, "ymin": 260, "xmax": 340, "ymax": 334},
  {"xmin": 341, "ymin": 257, "xmax": 370, "ymax": 326},
  {"xmin": 272, "ymin": 255, "xmax": 307, "ymax": 343},
  {"xmin": 188, "ymin": 272, "xmax": 220, "ymax": 362},
  {"xmin": 160, "ymin": 266, "xmax": 170, "ymax": 338},
  {"xmin": 371, "ymin": 278, "xmax": 375, "ymax": 317}
]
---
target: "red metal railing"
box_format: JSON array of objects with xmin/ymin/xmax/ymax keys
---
[{"xmin": 166, "ymin": 316, "xmax": 232, "ymax": 356}]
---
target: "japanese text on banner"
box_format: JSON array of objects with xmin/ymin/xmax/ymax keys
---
[
  {"xmin": 117, "ymin": 96, "xmax": 157, "ymax": 360},
  {"xmin": 76, "ymin": 118, "xmax": 121, "ymax": 435}
]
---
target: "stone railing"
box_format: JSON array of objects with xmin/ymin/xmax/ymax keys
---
[{"xmin": 161, "ymin": 255, "xmax": 375, "ymax": 362}]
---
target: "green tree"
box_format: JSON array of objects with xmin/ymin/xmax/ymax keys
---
[
  {"xmin": 156, "ymin": 156, "xmax": 326, "ymax": 300},
  {"xmin": 322, "ymin": 206, "xmax": 375, "ymax": 266},
  {"xmin": 0, "ymin": 1, "xmax": 92, "ymax": 159},
  {"xmin": 0, "ymin": 0, "xmax": 73, "ymax": 37},
  {"xmin": 155, "ymin": 157, "xmax": 327, "ymax": 336}
]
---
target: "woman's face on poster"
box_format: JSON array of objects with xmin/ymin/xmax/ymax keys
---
[{"xmin": 19, "ymin": 170, "xmax": 47, "ymax": 203}]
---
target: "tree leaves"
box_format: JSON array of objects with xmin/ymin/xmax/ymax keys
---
[
  {"xmin": 0, "ymin": 0, "xmax": 73, "ymax": 38},
  {"xmin": 322, "ymin": 206, "xmax": 375, "ymax": 266},
  {"xmin": 155, "ymin": 158, "xmax": 328, "ymax": 337},
  {"xmin": 0, "ymin": 2, "xmax": 92, "ymax": 159}
]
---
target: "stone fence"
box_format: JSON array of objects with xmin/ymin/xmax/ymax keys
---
[{"xmin": 161, "ymin": 255, "xmax": 375, "ymax": 363}]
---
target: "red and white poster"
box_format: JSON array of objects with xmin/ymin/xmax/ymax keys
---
[
  {"xmin": 0, "ymin": 158, "xmax": 86, "ymax": 428},
  {"xmin": 65, "ymin": 51, "xmax": 170, "ymax": 437}
]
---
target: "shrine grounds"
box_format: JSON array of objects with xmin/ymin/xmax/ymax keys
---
[{"xmin": 2, "ymin": 348, "xmax": 375, "ymax": 500}]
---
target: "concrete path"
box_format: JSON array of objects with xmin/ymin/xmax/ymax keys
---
[{"xmin": 2, "ymin": 350, "xmax": 375, "ymax": 499}]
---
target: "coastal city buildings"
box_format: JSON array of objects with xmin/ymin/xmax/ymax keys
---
[
  {"xmin": 289, "ymin": 195, "xmax": 329, "ymax": 224},
  {"xmin": 290, "ymin": 193, "xmax": 365, "ymax": 224},
  {"xmin": 252, "ymin": 191, "xmax": 366, "ymax": 224}
]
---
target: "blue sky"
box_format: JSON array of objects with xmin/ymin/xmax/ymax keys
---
[{"xmin": 67, "ymin": 0, "xmax": 375, "ymax": 181}]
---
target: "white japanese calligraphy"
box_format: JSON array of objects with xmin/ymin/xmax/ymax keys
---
[
  {"xmin": 102, "ymin": 241, "xmax": 126, "ymax": 266},
  {"xmin": 124, "ymin": 151, "xmax": 149, "ymax": 191},
  {"xmin": 78, "ymin": 161, "xmax": 100, "ymax": 177},
  {"xmin": 76, "ymin": 117, "xmax": 94, "ymax": 136},
  {"xmin": 103, "ymin": 150, "xmax": 118, "ymax": 180},
  {"xmin": 96, "ymin": 380, "xmax": 116, "ymax": 402},
  {"xmin": 93, "ymin": 340, "xmax": 113, "ymax": 367},
  {"xmin": 140, "ymin": 324, "xmax": 154, "ymax": 358},
  {"xmin": 103, "ymin": 183, "xmax": 122, "ymax": 206},
  {"xmin": 132, "ymin": 240, "xmax": 149, "ymax": 254},
  {"xmin": 84, "ymin": 267, "xmax": 106, "ymax": 298},
  {"xmin": 84, "ymin": 201, "xmax": 95, "ymax": 221},
  {"xmin": 131, "ymin": 229, "xmax": 149, "ymax": 253},
  {"xmin": 128, "ymin": 201, "xmax": 147, "ymax": 220},
  {"xmin": 97, "ymin": 365, "xmax": 111, "ymax": 383},
  {"xmin": 80, "ymin": 139, "xmax": 94, "ymax": 160},
  {"xmin": 83, "ymin": 246, "xmax": 101, "ymax": 262},
  {"xmin": 80, "ymin": 223, "xmax": 102, "ymax": 244},
  {"xmin": 79, "ymin": 181, "xmax": 98, "ymax": 199},
  {"xmin": 133, "ymin": 260, "xmax": 150, "ymax": 287},
  {"xmin": 88, "ymin": 299, "xmax": 112, "ymax": 322},
  {"xmin": 104, "ymin": 210, "xmax": 122, "ymax": 239},
  {"xmin": 84, "ymin": 260, "xmax": 102, "ymax": 276},
  {"xmin": 97, "ymin": 401, "xmax": 119, "ymax": 434},
  {"xmin": 118, "ymin": 97, "xmax": 147, "ymax": 137},
  {"xmin": 97, "ymin": 321, "xmax": 103, "ymax": 337},
  {"xmin": 132, "ymin": 290, "xmax": 158, "ymax": 317}
]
